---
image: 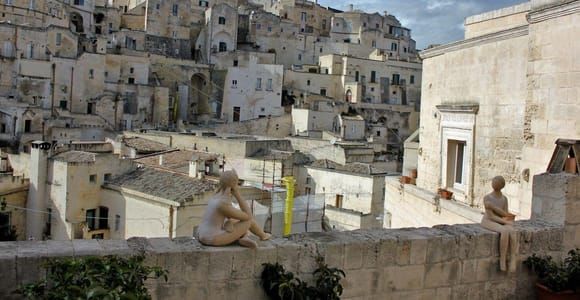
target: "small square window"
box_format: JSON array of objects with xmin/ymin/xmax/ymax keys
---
[
  {"xmin": 130, "ymin": 67, "xmax": 134, "ymax": 74},
  {"xmin": 233, "ymin": 60, "xmax": 238, "ymax": 66},
  {"xmin": 89, "ymin": 174, "xmax": 97, "ymax": 183},
  {"xmin": 89, "ymin": 69, "xmax": 94, "ymax": 79}
]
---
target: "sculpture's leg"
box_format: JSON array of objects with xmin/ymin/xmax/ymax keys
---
[
  {"xmin": 238, "ymin": 234, "xmax": 257, "ymax": 249},
  {"xmin": 481, "ymin": 219, "xmax": 509, "ymax": 272},
  {"xmin": 249, "ymin": 219, "xmax": 271, "ymax": 240},
  {"xmin": 508, "ymin": 227, "xmax": 519, "ymax": 272},
  {"xmin": 209, "ymin": 220, "xmax": 252, "ymax": 246}
]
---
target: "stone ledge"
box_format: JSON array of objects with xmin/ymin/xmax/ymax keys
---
[{"xmin": 0, "ymin": 220, "xmax": 565, "ymax": 299}]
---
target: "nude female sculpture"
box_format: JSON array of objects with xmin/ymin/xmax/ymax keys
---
[
  {"xmin": 481, "ymin": 176, "xmax": 519, "ymax": 272},
  {"xmin": 197, "ymin": 171, "xmax": 271, "ymax": 248}
]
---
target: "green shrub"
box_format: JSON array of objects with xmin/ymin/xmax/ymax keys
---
[
  {"xmin": 16, "ymin": 254, "xmax": 167, "ymax": 300},
  {"xmin": 261, "ymin": 256, "xmax": 345, "ymax": 300},
  {"xmin": 524, "ymin": 248, "xmax": 580, "ymax": 293}
]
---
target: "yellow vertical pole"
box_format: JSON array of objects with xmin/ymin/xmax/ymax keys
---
[{"xmin": 282, "ymin": 176, "xmax": 296, "ymax": 236}]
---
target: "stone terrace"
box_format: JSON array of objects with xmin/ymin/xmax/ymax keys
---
[{"xmin": 0, "ymin": 173, "xmax": 578, "ymax": 300}]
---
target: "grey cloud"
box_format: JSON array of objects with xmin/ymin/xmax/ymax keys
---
[{"xmin": 318, "ymin": 0, "xmax": 527, "ymax": 49}]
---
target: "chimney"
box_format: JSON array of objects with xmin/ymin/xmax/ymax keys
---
[
  {"xmin": 26, "ymin": 141, "xmax": 51, "ymax": 240},
  {"xmin": 189, "ymin": 160, "xmax": 198, "ymax": 178},
  {"xmin": 349, "ymin": 4, "xmax": 354, "ymax": 11},
  {"xmin": 384, "ymin": 10, "xmax": 389, "ymax": 16},
  {"xmin": 159, "ymin": 155, "xmax": 164, "ymax": 166}
]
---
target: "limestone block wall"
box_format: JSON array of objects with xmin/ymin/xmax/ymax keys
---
[{"xmin": 0, "ymin": 221, "xmax": 565, "ymax": 300}]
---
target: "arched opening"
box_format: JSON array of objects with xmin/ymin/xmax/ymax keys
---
[
  {"xmin": 70, "ymin": 12, "xmax": 84, "ymax": 33},
  {"xmin": 189, "ymin": 73, "xmax": 210, "ymax": 121},
  {"xmin": 345, "ymin": 89, "xmax": 352, "ymax": 103}
]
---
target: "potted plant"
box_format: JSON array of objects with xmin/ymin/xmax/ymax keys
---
[
  {"xmin": 523, "ymin": 248, "xmax": 580, "ymax": 300},
  {"xmin": 437, "ymin": 188, "xmax": 453, "ymax": 200},
  {"xmin": 400, "ymin": 176, "xmax": 412, "ymax": 184}
]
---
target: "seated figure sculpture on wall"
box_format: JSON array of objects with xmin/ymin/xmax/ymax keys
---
[
  {"xmin": 480, "ymin": 176, "xmax": 519, "ymax": 272},
  {"xmin": 197, "ymin": 171, "xmax": 271, "ymax": 248}
]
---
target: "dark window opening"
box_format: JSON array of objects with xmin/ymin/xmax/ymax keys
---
[
  {"xmin": 233, "ymin": 106, "xmax": 240, "ymax": 122},
  {"xmin": 24, "ymin": 120, "xmax": 31, "ymax": 133}
]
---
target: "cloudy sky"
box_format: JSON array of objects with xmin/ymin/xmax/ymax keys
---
[{"xmin": 317, "ymin": 0, "xmax": 527, "ymax": 49}]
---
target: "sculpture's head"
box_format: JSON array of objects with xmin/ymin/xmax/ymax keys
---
[
  {"xmin": 217, "ymin": 170, "xmax": 238, "ymax": 193},
  {"xmin": 491, "ymin": 176, "xmax": 506, "ymax": 191}
]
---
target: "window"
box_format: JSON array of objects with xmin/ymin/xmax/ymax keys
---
[
  {"xmin": 115, "ymin": 214, "xmax": 120, "ymax": 231},
  {"xmin": 155, "ymin": 3, "xmax": 159, "ymax": 9},
  {"xmin": 301, "ymin": 12, "xmax": 307, "ymax": 21},
  {"xmin": 363, "ymin": 22, "xmax": 366, "ymax": 27},
  {"xmin": 335, "ymin": 194, "xmax": 343, "ymax": 208},
  {"xmin": 86, "ymin": 209, "xmax": 96, "ymax": 230},
  {"xmin": 233, "ymin": 106, "xmax": 240, "ymax": 122},
  {"xmin": 98, "ymin": 206, "xmax": 108, "ymax": 230},
  {"xmin": 266, "ymin": 78, "xmax": 272, "ymax": 91},
  {"xmin": 199, "ymin": 0, "xmax": 208, "ymax": 7},
  {"xmin": 298, "ymin": 54, "xmax": 302, "ymax": 61},
  {"xmin": 218, "ymin": 16, "xmax": 226, "ymax": 25},
  {"xmin": 320, "ymin": 88, "xmax": 326, "ymax": 96},
  {"xmin": 447, "ymin": 140, "xmax": 466, "ymax": 188},
  {"xmin": 89, "ymin": 174, "xmax": 97, "ymax": 183},
  {"xmin": 56, "ymin": 33, "xmax": 62, "ymax": 46},
  {"xmin": 218, "ymin": 42, "xmax": 227, "ymax": 52},
  {"xmin": 391, "ymin": 74, "xmax": 400, "ymax": 85},
  {"xmin": 5, "ymin": 0, "xmax": 12, "ymax": 5},
  {"xmin": 372, "ymin": 40, "xmax": 376, "ymax": 48},
  {"xmin": 376, "ymin": 130, "xmax": 381, "ymax": 137},
  {"xmin": 322, "ymin": 19, "xmax": 326, "ymax": 30},
  {"xmin": 28, "ymin": 0, "xmax": 34, "ymax": 10},
  {"xmin": 260, "ymin": 107, "xmax": 265, "ymax": 112},
  {"xmin": 89, "ymin": 69, "xmax": 94, "ymax": 79},
  {"xmin": 26, "ymin": 43, "xmax": 33, "ymax": 59},
  {"xmin": 319, "ymin": 47, "xmax": 323, "ymax": 53},
  {"xmin": 256, "ymin": 78, "xmax": 262, "ymax": 90},
  {"xmin": 391, "ymin": 43, "xmax": 397, "ymax": 51},
  {"xmin": 376, "ymin": 23, "xmax": 379, "ymax": 29},
  {"xmin": 130, "ymin": 67, "xmax": 134, "ymax": 74},
  {"xmin": 128, "ymin": 77, "xmax": 135, "ymax": 84},
  {"xmin": 307, "ymin": 80, "xmax": 310, "ymax": 86},
  {"xmin": 410, "ymin": 75, "xmax": 415, "ymax": 84},
  {"xmin": 172, "ymin": 4, "xmax": 178, "ymax": 16},
  {"xmin": 355, "ymin": 71, "xmax": 359, "ymax": 82},
  {"xmin": 404, "ymin": 47, "xmax": 407, "ymax": 53},
  {"xmin": 73, "ymin": 0, "xmax": 83, "ymax": 5},
  {"xmin": 104, "ymin": 173, "xmax": 112, "ymax": 181},
  {"xmin": 24, "ymin": 120, "xmax": 31, "ymax": 133},
  {"xmin": 233, "ymin": 60, "xmax": 238, "ymax": 66},
  {"xmin": 370, "ymin": 71, "xmax": 376, "ymax": 83},
  {"xmin": 0, "ymin": 123, "xmax": 5, "ymax": 133},
  {"xmin": 59, "ymin": 100, "xmax": 67, "ymax": 109},
  {"xmin": 231, "ymin": 80, "xmax": 237, "ymax": 88},
  {"xmin": 256, "ymin": 23, "xmax": 261, "ymax": 30},
  {"xmin": 125, "ymin": 37, "xmax": 136, "ymax": 50}
]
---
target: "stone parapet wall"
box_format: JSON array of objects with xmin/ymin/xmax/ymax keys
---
[{"xmin": 0, "ymin": 220, "xmax": 565, "ymax": 300}]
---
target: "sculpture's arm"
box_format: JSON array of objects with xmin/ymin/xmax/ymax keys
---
[
  {"xmin": 232, "ymin": 186, "xmax": 252, "ymax": 216},
  {"xmin": 218, "ymin": 204, "xmax": 251, "ymax": 221},
  {"xmin": 484, "ymin": 199, "xmax": 511, "ymax": 225}
]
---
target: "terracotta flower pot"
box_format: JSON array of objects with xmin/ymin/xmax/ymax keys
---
[
  {"xmin": 400, "ymin": 176, "xmax": 412, "ymax": 184},
  {"xmin": 535, "ymin": 282, "xmax": 580, "ymax": 300},
  {"xmin": 437, "ymin": 188, "xmax": 453, "ymax": 200}
]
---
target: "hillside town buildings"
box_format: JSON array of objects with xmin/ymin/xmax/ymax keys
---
[{"xmin": 0, "ymin": 0, "xmax": 577, "ymax": 250}]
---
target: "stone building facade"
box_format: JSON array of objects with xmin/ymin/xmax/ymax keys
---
[{"xmin": 400, "ymin": 0, "xmax": 580, "ymax": 223}]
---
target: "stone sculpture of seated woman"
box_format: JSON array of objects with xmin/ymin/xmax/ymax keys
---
[
  {"xmin": 197, "ymin": 171, "xmax": 271, "ymax": 248},
  {"xmin": 481, "ymin": 176, "xmax": 519, "ymax": 272}
]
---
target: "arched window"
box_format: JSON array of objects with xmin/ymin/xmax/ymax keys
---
[{"xmin": 345, "ymin": 90, "xmax": 352, "ymax": 103}]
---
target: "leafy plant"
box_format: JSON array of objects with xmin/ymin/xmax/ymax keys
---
[
  {"xmin": 16, "ymin": 254, "xmax": 168, "ymax": 300},
  {"xmin": 261, "ymin": 256, "xmax": 345, "ymax": 300},
  {"xmin": 524, "ymin": 248, "xmax": 580, "ymax": 293}
]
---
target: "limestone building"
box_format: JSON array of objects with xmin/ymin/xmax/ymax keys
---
[{"xmin": 390, "ymin": 0, "xmax": 580, "ymax": 228}]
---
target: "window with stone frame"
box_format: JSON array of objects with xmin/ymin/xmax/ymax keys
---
[
  {"xmin": 438, "ymin": 105, "xmax": 478, "ymax": 200},
  {"xmin": 218, "ymin": 16, "xmax": 226, "ymax": 25}
]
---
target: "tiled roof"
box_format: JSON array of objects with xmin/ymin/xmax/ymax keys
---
[
  {"xmin": 123, "ymin": 137, "xmax": 173, "ymax": 154},
  {"xmin": 309, "ymin": 159, "xmax": 389, "ymax": 175},
  {"xmin": 135, "ymin": 150, "xmax": 220, "ymax": 174},
  {"xmin": 106, "ymin": 167, "xmax": 217, "ymax": 203},
  {"xmin": 52, "ymin": 151, "xmax": 96, "ymax": 163}
]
